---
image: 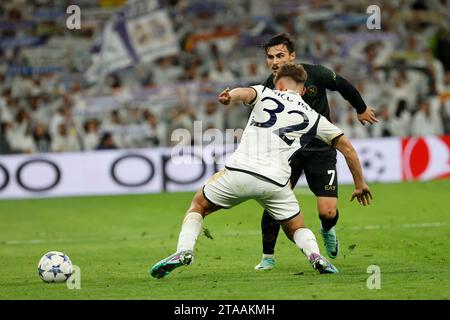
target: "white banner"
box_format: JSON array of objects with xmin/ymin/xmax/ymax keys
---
[
  {"xmin": 336, "ymin": 137, "xmax": 402, "ymax": 184},
  {"xmin": 0, "ymin": 147, "xmax": 218, "ymax": 199},
  {"xmin": 126, "ymin": 10, "xmax": 179, "ymax": 64},
  {"xmin": 291, "ymin": 137, "xmax": 402, "ymax": 188},
  {"xmin": 0, "ymin": 136, "xmax": 447, "ymax": 199},
  {"xmin": 85, "ymin": 0, "xmax": 179, "ymax": 83}
]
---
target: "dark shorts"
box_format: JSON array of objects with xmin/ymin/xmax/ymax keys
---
[{"xmin": 289, "ymin": 149, "xmax": 338, "ymax": 198}]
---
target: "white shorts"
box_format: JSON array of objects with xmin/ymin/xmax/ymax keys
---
[{"xmin": 203, "ymin": 168, "xmax": 300, "ymax": 221}]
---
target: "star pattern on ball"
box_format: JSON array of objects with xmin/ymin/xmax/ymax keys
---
[
  {"xmin": 50, "ymin": 266, "xmax": 63, "ymax": 277},
  {"xmin": 38, "ymin": 267, "xmax": 45, "ymax": 277},
  {"xmin": 46, "ymin": 253, "xmax": 56, "ymax": 259}
]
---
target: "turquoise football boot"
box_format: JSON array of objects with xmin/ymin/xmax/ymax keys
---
[
  {"xmin": 150, "ymin": 250, "xmax": 194, "ymax": 279},
  {"xmin": 320, "ymin": 227, "xmax": 339, "ymax": 259},
  {"xmin": 254, "ymin": 256, "xmax": 275, "ymax": 271}
]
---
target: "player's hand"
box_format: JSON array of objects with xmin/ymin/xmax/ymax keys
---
[
  {"xmin": 218, "ymin": 88, "xmax": 231, "ymax": 105},
  {"xmin": 357, "ymin": 107, "xmax": 379, "ymax": 126},
  {"xmin": 350, "ymin": 184, "xmax": 373, "ymax": 206}
]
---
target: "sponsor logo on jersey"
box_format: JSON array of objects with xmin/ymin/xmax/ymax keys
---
[{"xmin": 307, "ymin": 85, "xmax": 318, "ymax": 97}]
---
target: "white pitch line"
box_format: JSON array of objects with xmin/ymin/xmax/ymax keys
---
[
  {"xmin": 1, "ymin": 222, "xmax": 447, "ymax": 245},
  {"xmin": 2, "ymin": 238, "xmax": 68, "ymax": 245},
  {"xmin": 0, "ymin": 234, "xmax": 160, "ymax": 246},
  {"xmin": 346, "ymin": 221, "xmax": 448, "ymax": 231},
  {"xmin": 223, "ymin": 221, "xmax": 448, "ymax": 236}
]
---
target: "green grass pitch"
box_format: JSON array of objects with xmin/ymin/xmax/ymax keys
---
[{"xmin": 0, "ymin": 180, "xmax": 449, "ymax": 300}]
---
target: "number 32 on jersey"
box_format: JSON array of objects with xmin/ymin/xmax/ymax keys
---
[{"xmin": 250, "ymin": 96, "xmax": 310, "ymax": 146}]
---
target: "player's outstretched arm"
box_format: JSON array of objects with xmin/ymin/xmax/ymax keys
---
[
  {"xmin": 333, "ymin": 135, "xmax": 373, "ymax": 206},
  {"xmin": 218, "ymin": 87, "xmax": 256, "ymax": 106},
  {"xmin": 316, "ymin": 64, "xmax": 378, "ymax": 125},
  {"xmin": 336, "ymin": 76, "xmax": 378, "ymax": 125}
]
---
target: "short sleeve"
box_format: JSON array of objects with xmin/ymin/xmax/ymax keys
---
[
  {"xmin": 244, "ymin": 85, "xmax": 265, "ymax": 107},
  {"xmin": 315, "ymin": 116, "xmax": 343, "ymax": 145}
]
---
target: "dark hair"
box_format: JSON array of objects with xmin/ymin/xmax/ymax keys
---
[
  {"xmin": 263, "ymin": 33, "xmax": 296, "ymax": 54},
  {"xmin": 100, "ymin": 132, "xmax": 113, "ymax": 142},
  {"xmin": 274, "ymin": 63, "xmax": 307, "ymax": 84}
]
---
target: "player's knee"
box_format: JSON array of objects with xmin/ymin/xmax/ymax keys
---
[
  {"xmin": 187, "ymin": 206, "xmax": 205, "ymax": 217},
  {"xmin": 187, "ymin": 195, "xmax": 208, "ymax": 217},
  {"xmin": 189, "ymin": 188, "xmax": 221, "ymax": 217},
  {"xmin": 318, "ymin": 205, "xmax": 337, "ymax": 219},
  {"xmin": 281, "ymin": 213, "xmax": 304, "ymax": 240},
  {"xmin": 188, "ymin": 201, "xmax": 217, "ymax": 217}
]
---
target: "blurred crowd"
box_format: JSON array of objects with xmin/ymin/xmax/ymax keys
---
[{"xmin": 0, "ymin": 0, "xmax": 450, "ymax": 155}]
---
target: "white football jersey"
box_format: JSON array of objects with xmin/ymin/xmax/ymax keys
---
[{"xmin": 226, "ymin": 85, "xmax": 343, "ymax": 186}]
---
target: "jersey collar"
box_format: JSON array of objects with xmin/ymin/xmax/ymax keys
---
[{"xmin": 286, "ymin": 89, "xmax": 300, "ymax": 96}]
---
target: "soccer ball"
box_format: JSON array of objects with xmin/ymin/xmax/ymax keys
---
[{"xmin": 37, "ymin": 251, "xmax": 73, "ymax": 283}]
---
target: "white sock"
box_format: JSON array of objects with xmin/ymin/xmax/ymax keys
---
[
  {"xmin": 176, "ymin": 212, "xmax": 203, "ymax": 252},
  {"xmin": 262, "ymin": 254, "xmax": 274, "ymax": 260},
  {"xmin": 293, "ymin": 228, "xmax": 320, "ymax": 258}
]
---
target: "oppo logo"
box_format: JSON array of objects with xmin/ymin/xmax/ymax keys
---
[
  {"xmin": 0, "ymin": 159, "xmax": 61, "ymax": 192},
  {"xmin": 0, "ymin": 163, "xmax": 9, "ymax": 191},
  {"xmin": 110, "ymin": 154, "xmax": 156, "ymax": 187},
  {"xmin": 0, "ymin": 148, "xmax": 236, "ymax": 195},
  {"xmin": 109, "ymin": 150, "xmax": 234, "ymax": 190}
]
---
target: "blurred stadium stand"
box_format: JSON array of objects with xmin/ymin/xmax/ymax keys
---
[{"xmin": 0, "ymin": 0, "xmax": 450, "ymax": 154}]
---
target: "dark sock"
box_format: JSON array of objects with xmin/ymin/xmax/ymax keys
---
[
  {"xmin": 320, "ymin": 210, "xmax": 339, "ymax": 231},
  {"xmin": 261, "ymin": 210, "xmax": 281, "ymax": 255}
]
